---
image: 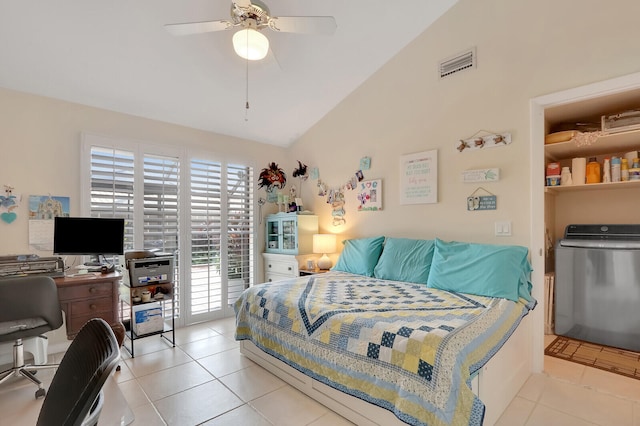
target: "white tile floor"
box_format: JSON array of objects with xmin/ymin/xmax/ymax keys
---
[{"xmin": 2, "ymin": 320, "xmax": 640, "ymax": 425}]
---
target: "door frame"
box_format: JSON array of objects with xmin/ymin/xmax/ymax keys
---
[{"xmin": 529, "ymin": 71, "xmax": 640, "ymax": 372}]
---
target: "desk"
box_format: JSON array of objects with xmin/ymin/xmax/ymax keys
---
[{"xmin": 54, "ymin": 272, "xmax": 125, "ymax": 342}]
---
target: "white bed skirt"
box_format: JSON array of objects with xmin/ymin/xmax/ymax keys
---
[{"xmin": 239, "ymin": 314, "xmax": 532, "ymax": 426}]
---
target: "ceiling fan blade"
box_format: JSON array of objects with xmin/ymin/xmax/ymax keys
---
[
  {"xmin": 164, "ymin": 20, "xmax": 233, "ymax": 36},
  {"xmin": 268, "ymin": 16, "xmax": 337, "ymax": 35}
]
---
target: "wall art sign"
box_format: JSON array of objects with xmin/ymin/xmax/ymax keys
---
[
  {"xmin": 466, "ymin": 187, "xmax": 497, "ymax": 211},
  {"xmin": 400, "ymin": 150, "xmax": 438, "ymax": 205},
  {"xmin": 467, "ymin": 195, "xmax": 497, "ymax": 211},
  {"xmin": 461, "ymin": 168, "xmax": 500, "ymax": 183}
]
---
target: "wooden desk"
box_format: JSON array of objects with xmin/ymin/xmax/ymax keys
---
[{"xmin": 54, "ymin": 272, "xmax": 124, "ymax": 341}]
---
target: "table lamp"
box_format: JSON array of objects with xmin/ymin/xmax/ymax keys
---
[{"xmin": 313, "ymin": 234, "xmax": 336, "ymax": 270}]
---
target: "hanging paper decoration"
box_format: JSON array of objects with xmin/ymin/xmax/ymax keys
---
[
  {"xmin": 258, "ymin": 162, "xmax": 287, "ymax": 191},
  {"xmin": 331, "ymin": 191, "xmax": 346, "ymax": 226},
  {"xmin": 0, "ymin": 185, "xmax": 21, "ymax": 224},
  {"xmin": 310, "ymin": 157, "xmax": 378, "ymax": 226}
]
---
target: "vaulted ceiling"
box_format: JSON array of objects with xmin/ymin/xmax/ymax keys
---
[{"xmin": 0, "ymin": 1, "xmax": 457, "ymax": 146}]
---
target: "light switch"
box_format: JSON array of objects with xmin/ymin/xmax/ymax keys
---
[{"xmin": 495, "ymin": 221, "xmax": 512, "ymax": 236}]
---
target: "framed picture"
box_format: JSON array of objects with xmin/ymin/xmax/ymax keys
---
[
  {"xmin": 400, "ymin": 150, "xmax": 438, "ymax": 204},
  {"xmin": 357, "ymin": 179, "xmax": 382, "ymax": 211}
]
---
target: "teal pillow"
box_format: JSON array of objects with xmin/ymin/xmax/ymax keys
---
[
  {"xmin": 373, "ymin": 238, "xmax": 435, "ymax": 284},
  {"xmin": 332, "ymin": 236, "xmax": 385, "ymax": 277},
  {"xmin": 426, "ymin": 239, "xmax": 533, "ymax": 302}
]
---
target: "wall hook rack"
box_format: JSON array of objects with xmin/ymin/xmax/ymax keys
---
[{"xmin": 457, "ymin": 130, "xmax": 512, "ymax": 152}]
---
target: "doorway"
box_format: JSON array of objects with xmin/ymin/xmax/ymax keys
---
[{"xmin": 529, "ymin": 71, "xmax": 640, "ymax": 373}]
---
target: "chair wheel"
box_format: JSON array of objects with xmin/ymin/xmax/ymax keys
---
[
  {"xmin": 35, "ymin": 388, "xmax": 46, "ymax": 399},
  {"xmin": 116, "ymin": 365, "xmax": 121, "ymax": 372}
]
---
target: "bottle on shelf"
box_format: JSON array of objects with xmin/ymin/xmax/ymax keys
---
[
  {"xmin": 586, "ymin": 157, "xmax": 601, "ymax": 184},
  {"xmin": 560, "ymin": 166, "xmax": 572, "ymax": 186},
  {"xmin": 621, "ymin": 158, "xmax": 630, "ymax": 181},
  {"xmin": 611, "ymin": 157, "xmax": 621, "ymax": 182},
  {"xmin": 603, "ymin": 158, "xmax": 611, "ymax": 183}
]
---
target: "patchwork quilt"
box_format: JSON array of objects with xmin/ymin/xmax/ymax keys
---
[{"xmin": 234, "ymin": 271, "xmax": 535, "ymax": 426}]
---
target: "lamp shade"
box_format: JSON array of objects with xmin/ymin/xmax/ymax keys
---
[
  {"xmin": 313, "ymin": 234, "xmax": 336, "ymax": 270},
  {"xmin": 313, "ymin": 234, "xmax": 336, "ymax": 255},
  {"xmin": 232, "ymin": 28, "xmax": 269, "ymax": 61}
]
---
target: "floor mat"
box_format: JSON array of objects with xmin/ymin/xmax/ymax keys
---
[{"xmin": 545, "ymin": 335, "xmax": 640, "ymax": 380}]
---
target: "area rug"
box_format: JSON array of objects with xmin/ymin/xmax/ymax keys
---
[{"xmin": 545, "ymin": 335, "xmax": 640, "ymax": 380}]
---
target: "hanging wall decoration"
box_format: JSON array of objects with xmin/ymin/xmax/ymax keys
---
[
  {"xmin": 456, "ymin": 130, "xmax": 512, "ymax": 152},
  {"xmin": 357, "ymin": 179, "xmax": 382, "ymax": 211},
  {"xmin": 291, "ymin": 160, "xmax": 309, "ymax": 205},
  {"xmin": 310, "ymin": 167, "xmax": 319, "ymax": 180},
  {"xmin": 258, "ymin": 162, "xmax": 287, "ymax": 192},
  {"xmin": 331, "ymin": 191, "xmax": 346, "ymax": 225},
  {"xmin": 292, "ymin": 161, "xmax": 308, "ymax": 180},
  {"xmin": 310, "ymin": 156, "xmax": 378, "ymax": 225},
  {"xmin": 359, "ymin": 156, "xmax": 371, "ymax": 170},
  {"xmin": 0, "ymin": 185, "xmax": 20, "ymax": 224},
  {"xmin": 466, "ymin": 187, "xmax": 497, "ymax": 211}
]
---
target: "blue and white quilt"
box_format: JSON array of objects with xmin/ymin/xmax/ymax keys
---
[{"xmin": 235, "ymin": 271, "xmax": 534, "ymax": 426}]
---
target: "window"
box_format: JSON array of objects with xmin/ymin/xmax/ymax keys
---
[{"xmin": 82, "ymin": 134, "xmax": 255, "ymax": 324}]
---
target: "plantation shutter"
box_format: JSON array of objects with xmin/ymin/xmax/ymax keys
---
[
  {"xmin": 226, "ymin": 164, "xmax": 254, "ymax": 305},
  {"xmin": 143, "ymin": 154, "xmax": 180, "ymax": 317},
  {"xmin": 189, "ymin": 160, "xmax": 254, "ymax": 316},
  {"xmin": 89, "ymin": 146, "xmax": 135, "ymax": 253},
  {"xmin": 189, "ymin": 159, "xmax": 223, "ymax": 315}
]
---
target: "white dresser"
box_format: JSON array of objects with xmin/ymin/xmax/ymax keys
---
[{"xmin": 262, "ymin": 253, "xmax": 300, "ymax": 283}]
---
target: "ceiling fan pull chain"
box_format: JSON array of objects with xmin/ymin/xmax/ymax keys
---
[{"xmin": 244, "ymin": 38, "xmax": 250, "ymax": 121}]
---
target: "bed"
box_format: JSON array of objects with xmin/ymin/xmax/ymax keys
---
[{"xmin": 235, "ymin": 237, "xmax": 536, "ymax": 426}]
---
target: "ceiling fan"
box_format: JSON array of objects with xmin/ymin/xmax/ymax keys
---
[{"xmin": 165, "ymin": 0, "xmax": 337, "ymax": 61}]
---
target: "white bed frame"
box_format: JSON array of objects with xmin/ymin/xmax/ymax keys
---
[{"xmin": 240, "ymin": 314, "xmax": 532, "ymax": 426}]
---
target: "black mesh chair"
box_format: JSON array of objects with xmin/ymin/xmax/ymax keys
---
[
  {"xmin": 36, "ymin": 318, "xmax": 120, "ymax": 426},
  {"xmin": 0, "ymin": 276, "xmax": 63, "ymax": 398}
]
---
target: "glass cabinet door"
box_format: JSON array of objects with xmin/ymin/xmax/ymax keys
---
[
  {"xmin": 266, "ymin": 219, "xmax": 280, "ymax": 251},
  {"xmin": 282, "ymin": 219, "xmax": 297, "ymax": 251}
]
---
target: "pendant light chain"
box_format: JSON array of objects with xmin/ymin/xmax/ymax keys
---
[{"xmin": 244, "ymin": 34, "xmax": 250, "ymax": 122}]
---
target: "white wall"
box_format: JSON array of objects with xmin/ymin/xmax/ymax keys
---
[{"xmin": 285, "ymin": 0, "xmax": 640, "ymax": 373}]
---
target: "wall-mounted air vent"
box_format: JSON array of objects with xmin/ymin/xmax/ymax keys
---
[{"xmin": 439, "ymin": 47, "xmax": 476, "ymax": 79}]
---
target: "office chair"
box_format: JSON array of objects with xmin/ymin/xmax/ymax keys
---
[
  {"xmin": 0, "ymin": 276, "xmax": 63, "ymax": 398},
  {"xmin": 36, "ymin": 318, "xmax": 120, "ymax": 426}
]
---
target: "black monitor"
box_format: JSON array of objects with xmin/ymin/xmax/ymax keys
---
[{"xmin": 53, "ymin": 217, "xmax": 125, "ymax": 258}]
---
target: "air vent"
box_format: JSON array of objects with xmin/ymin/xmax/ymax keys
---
[{"xmin": 439, "ymin": 47, "xmax": 476, "ymax": 79}]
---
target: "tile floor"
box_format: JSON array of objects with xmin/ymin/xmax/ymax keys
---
[{"xmin": 2, "ymin": 320, "xmax": 640, "ymax": 425}]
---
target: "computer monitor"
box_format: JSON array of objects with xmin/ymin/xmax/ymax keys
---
[{"xmin": 53, "ymin": 217, "xmax": 125, "ymax": 262}]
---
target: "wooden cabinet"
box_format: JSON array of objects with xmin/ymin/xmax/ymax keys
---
[
  {"xmin": 55, "ymin": 272, "xmax": 123, "ymax": 340},
  {"xmin": 265, "ymin": 213, "xmax": 318, "ymax": 255}
]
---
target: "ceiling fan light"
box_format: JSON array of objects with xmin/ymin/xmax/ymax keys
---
[{"xmin": 232, "ymin": 28, "xmax": 269, "ymax": 61}]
